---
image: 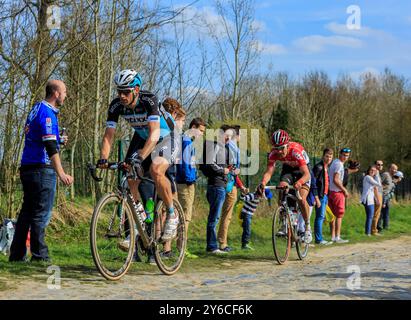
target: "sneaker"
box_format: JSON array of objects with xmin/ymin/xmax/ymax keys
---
[
  {"xmin": 372, "ymin": 233, "xmax": 382, "ymax": 237},
  {"xmin": 185, "ymin": 250, "xmax": 199, "ymax": 259},
  {"xmin": 118, "ymin": 236, "xmax": 130, "ymax": 252},
  {"xmin": 161, "ymin": 214, "xmax": 179, "ymax": 241},
  {"xmin": 335, "ymin": 237, "xmax": 349, "ymax": 244},
  {"xmin": 241, "ymin": 244, "xmax": 254, "ymax": 251},
  {"xmin": 147, "ymin": 255, "xmax": 156, "ymax": 265},
  {"xmin": 208, "ymin": 249, "xmax": 227, "ymax": 255},
  {"xmin": 160, "ymin": 251, "xmax": 174, "ymax": 259},
  {"xmin": 317, "ymin": 240, "xmax": 332, "ymax": 246},
  {"xmin": 220, "ymin": 246, "xmax": 232, "ymax": 253},
  {"xmin": 304, "ymin": 229, "xmax": 313, "ymax": 244}
]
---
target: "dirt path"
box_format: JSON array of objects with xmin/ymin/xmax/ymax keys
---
[{"xmin": 1, "ymin": 236, "xmax": 411, "ymax": 300}]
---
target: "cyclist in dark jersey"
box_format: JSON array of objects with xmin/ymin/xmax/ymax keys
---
[
  {"xmin": 257, "ymin": 129, "xmax": 313, "ymax": 243},
  {"xmin": 97, "ymin": 69, "xmax": 178, "ymax": 241}
]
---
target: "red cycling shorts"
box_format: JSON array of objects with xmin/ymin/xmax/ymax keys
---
[{"xmin": 328, "ymin": 191, "xmax": 346, "ymax": 218}]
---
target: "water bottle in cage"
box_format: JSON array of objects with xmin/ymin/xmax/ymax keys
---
[
  {"xmin": 129, "ymin": 193, "xmax": 147, "ymax": 224},
  {"xmin": 135, "ymin": 201, "xmax": 147, "ymax": 222}
]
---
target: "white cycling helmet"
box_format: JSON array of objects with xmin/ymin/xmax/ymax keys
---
[
  {"xmin": 114, "ymin": 69, "xmax": 142, "ymax": 90},
  {"xmin": 394, "ymin": 171, "xmax": 404, "ymax": 179}
]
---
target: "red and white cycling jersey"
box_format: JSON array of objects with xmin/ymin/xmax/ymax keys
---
[{"xmin": 268, "ymin": 142, "xmax": 310, "ymax": 168}]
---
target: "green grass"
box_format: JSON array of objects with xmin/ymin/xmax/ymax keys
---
[{"xmin": 0, "ymin": 202, "xmax": 410, "ymax": 288}]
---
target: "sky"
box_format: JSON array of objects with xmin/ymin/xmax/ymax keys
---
[{"xmin": 170, "ymin": 0, "xmax": 411, "ymax": 81}]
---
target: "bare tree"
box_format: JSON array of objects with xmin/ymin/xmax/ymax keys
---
[{"xmin": 206, "ymin": 0, "xmax": 259, "ymax": 120}]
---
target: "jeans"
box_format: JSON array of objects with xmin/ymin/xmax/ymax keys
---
[
  {"xmin": 314, "ymin": 195, "xmax": 328, "ymax": 243},
  {"xmin": 10, "ymin": 167, "xmax": 56, "ymax": 261},
  {"xmin": 206, "ymin": 185, "xmax": 226, "ymax": 251},
  {"xmin": 363, "ymin": 203, "xmax": 374, "ymax": 235},
  {"xmin": 241, "ymin": 213, "xmax": 252, "ymax": 246},
  {"xmin": 378, "ymin": 199, "xmax": 390, "ymax": 230}
]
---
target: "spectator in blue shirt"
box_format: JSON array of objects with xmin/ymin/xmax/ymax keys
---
[{"xmin": 10, "ymin": 80, "xmax": 73, "ymax": 263}]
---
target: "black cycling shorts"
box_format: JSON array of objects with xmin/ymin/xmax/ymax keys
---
[{"xmin": 125, "ymin": 132, "xmax": 179, "ymax": 193}]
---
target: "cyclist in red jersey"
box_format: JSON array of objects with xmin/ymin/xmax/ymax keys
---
[{"xmin": 257, "ymin": 129, "xmax": 312, "ymax": 243}]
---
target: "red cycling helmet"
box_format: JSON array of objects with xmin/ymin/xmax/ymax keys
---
[{"xmin": 271, "ymin": 129, "xmax": 290, "ymax": 147}]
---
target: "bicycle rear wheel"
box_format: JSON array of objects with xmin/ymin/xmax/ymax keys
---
[
  {"xmin": 152, "ymin": 198, "xmax": 186, "ymax": 275},
  {"xmin": 90, "ymin": 193, "xmax": 135, "ymax": 281},
  {"xmin": 272, "ymin": 206, "xmax": 291, "ymax": 265}
]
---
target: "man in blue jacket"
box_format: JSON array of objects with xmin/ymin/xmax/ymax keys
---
[
  {"xmin": 9, "ymin": 80, "xmax": 73, "ymax": 263},
  {"xmin": 176, "ymin": 118, "xmax": 206, "ymax": 258}
]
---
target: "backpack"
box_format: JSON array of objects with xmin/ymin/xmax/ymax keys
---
[{"xmin": 0, "ymin": 219, "xmax": 16, "ymax": 255}]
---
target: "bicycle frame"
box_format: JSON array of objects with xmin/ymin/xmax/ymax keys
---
[
  {"xmin": 89, "ymin": 162, "xmax": 156, "ymax": 250},
  {"xmin": 266, "ymin": 186, "xmax": 303, "ymax": 241}
]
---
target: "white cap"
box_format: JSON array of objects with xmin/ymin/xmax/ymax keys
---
[{"xmin": 394, "ymin": 171, "xmax": 404, "ymax": 179}]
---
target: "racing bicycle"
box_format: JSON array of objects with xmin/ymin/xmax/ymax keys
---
[
  {"xmin": 265, "ymin": 185, "xmax": 309, "ymax": 265},
  {"xmin": 88, "ymin": 161, "xmax": 186, "ymax": 280}
]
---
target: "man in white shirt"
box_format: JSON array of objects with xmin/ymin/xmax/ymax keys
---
[{"xmin": 328, "ymin": 148, "xmax": 351, "ymax": 243}]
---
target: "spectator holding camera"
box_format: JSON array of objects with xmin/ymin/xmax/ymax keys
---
[{"xmin": 378, "ymin": 163, "xmax": 398, "ymax": 232}]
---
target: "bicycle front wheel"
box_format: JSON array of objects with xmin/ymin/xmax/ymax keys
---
[
  {"xmin": 272, "ymin": 206, "xmax": 291, "ymax": 265},
  {"xmin": 152, "ymin": 198, "xmax": 186, "ymax": 275},
  {"xmin": 296, "ymin": 227, "xmax": 309, "ymax": 260},
  {"xmin": 90, "ymin": 193, "xmax": 136, "ymax": 281}
]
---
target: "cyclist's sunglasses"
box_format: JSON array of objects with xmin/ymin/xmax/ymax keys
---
[
  {"xmin": 273, "ymin": 144, "xmax": 288, "ymax": 150},
  {"xmin": 117, "ymin": 89, "xmax": 133, "ymax": 95}
]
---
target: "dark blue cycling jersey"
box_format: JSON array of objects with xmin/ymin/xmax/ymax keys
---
[
  {"xmin": 106, "ymin": 91, "xmax": 173, "ymax": 140},
  {"xmin": 21, "ymin": 101, "xmax": 61, "ymax": 165}
]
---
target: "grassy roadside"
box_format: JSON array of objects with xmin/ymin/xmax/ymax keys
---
[{"xmin": 0, "ymin": 202, "xmax": 410, "ymax": 286}]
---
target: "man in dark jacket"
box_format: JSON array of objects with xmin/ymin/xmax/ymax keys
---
[
  {"xmin": 313, "ymin": 148, "xmax": 333, "ymax": 245},
  {"xmin": 200, "ymin": 129, "xmax": 230, "ymax": 254}
]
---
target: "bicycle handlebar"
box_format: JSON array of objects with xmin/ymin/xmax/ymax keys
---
[
  {"xmin": 264, "ymin": 185, "xmax": 302, "ymax": 201},
  {"xmin": 87, "ymin": 161, "xmax": 154, "ymax": 183}
]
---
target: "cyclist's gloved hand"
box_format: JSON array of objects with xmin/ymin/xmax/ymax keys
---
[
  {"xmin": 126, "ymin": 152, "xmax": 143, "ymax": 166},
  {"xmin": 126, "ymin": 152, "xmax": 144, "ymax": 178},
  {"xmin": 96, "ymin": 159, "xmax": 108, "ymax": 169}
]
